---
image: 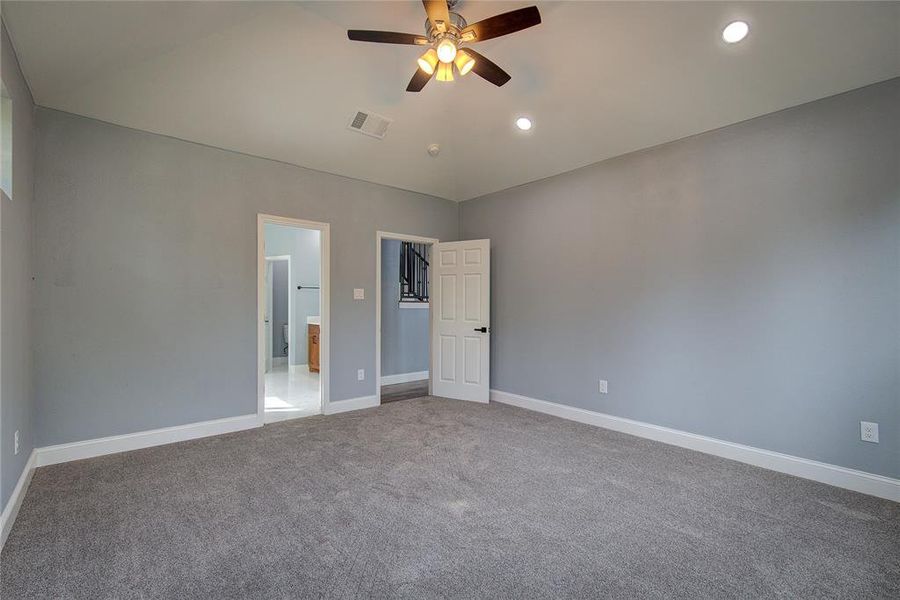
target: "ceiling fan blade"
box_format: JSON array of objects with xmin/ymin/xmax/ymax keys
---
[
  {"xmin": 461, "ymin": 48, "xmax": 511, "ymax": 87},
  {"xmin": 347, "ymin": 30, "xmax": 429, "ymax": 45},
  {"xmin": 460, "ymin": 6, "xmax": 541, "ymax": 42},
  {"xmin": 406, "ymin": 68, "xmax": 434, "ymax": 92},
  {"xmin": 422, "ymin": 0, "xmax": 451, "ymax": 33}
]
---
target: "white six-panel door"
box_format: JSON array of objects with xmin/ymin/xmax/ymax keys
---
[{"xmin": 431, "ymin": 240, "xmax": 490, "ymax": 402}]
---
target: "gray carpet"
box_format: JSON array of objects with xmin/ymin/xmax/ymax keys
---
[{"xmin": 2, "ymin": 398, "xmax": 898, "ymax": 599}]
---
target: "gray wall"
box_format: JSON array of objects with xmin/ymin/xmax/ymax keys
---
[
  {"xmin": 270, "ymin": 260, "xmax": 288, "ymax": 358},
  {"xmin": 32, "ymin": 107, "xmax": 458, "ymax": 447},
  {"xmin": 264, "ymin": 223, "xmax": 320, "ymax": 365},
  {"xmin": 380, "ymin": 239, "xmax": 429, "ymax": 376},
  {"xmin": 15, "ymin": 63, "xmax": 898, "ymax": 483},
  {"xmin": 1, "ymin": 22, "xmax": 36, "ymax": 510},
  {"xmin": 460, "ymin": 79, "xmax": 900, "ymax": 478}
]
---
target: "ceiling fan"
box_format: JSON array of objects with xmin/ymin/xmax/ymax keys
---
[{"xmin": 348, "ymin": 0, "xmax": 541, "ymax": 92}]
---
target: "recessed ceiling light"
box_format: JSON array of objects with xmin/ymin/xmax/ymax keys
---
[
  {"xmin": 722, "ymin": 21, "xmax": 749, "ymax": 44},
  {"xmin": 516, "ymin": 117, "xmax": 533, "ymax": 131}
]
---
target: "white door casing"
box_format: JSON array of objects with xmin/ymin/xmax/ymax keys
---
[
  {"xmin": 431, "ymin": 240, "xmax": 490, "ymax": 402},
  {"xmin": 257, "ymin": 213, "xmax": 330, "ymax": 420}
]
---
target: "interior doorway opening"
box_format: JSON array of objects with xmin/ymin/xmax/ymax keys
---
[
  {"xmin": 258, "ymin": 215, "xmax": 330, "ymax": 423},
  {"xmin": 376, "ymin": 231, "xmax": 439, "ymax": 404}
]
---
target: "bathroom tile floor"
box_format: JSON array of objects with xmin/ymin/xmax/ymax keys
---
[{"xmin": 264, "ymin": 364, "xmax": 320, "ymax": 423}]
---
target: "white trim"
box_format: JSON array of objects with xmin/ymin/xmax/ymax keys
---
[
  {"xmin": 2, "ymin": 413, "xmax": 260, "ymax": 549},
  {"xmin": 375, "ymin": 231, "xmax": 438, "ymax": 405},
  {"xmin": 258, "ymin": 214, "xmax": 330, "ymax": 418},
  {"xmin": 323, "ymin": 395, "xmax": 378, "ymax": 415},
  {"xmin": 377, "ymin": 231, "xmax": 441, "ymax": 245},
  {"xmin": 381, "ymin": 371, "xmax": 430, "ymax": 386},
  {"xmin": 490, "ymin": 389, "xmax": 900, "ymax": 503},
  {"xmin": 35, "ymin": 414, "xmax": 260, "ymax": 467},
  {"xmin": 0, "ymin": 450, "xmax": 37, "ymax": 551}
]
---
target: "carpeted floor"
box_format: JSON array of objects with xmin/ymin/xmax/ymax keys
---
[{"xmin": 2, "ymin": 398, "xmax": 898, "ymax": 599}]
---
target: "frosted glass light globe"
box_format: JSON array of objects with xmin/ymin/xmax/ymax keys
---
[{"xmin": 436, "ymin": 39, "xmax": 458, "ymax": 63}]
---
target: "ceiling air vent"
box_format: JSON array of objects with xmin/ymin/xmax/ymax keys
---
[{"xmin": 347, "ymin": 110, "xmax": 392, "ymax": 140}]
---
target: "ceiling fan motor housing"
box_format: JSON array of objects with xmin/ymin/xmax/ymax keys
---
[{"xmin": 425, "ymin": 12, "xmax": 467, "ymax": 42}]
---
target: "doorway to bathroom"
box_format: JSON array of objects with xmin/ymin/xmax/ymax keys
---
[{"xmin": 258, "ymin": 214, "xmax": 330, "ymax": 423}]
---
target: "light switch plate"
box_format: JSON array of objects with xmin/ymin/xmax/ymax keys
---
[
  {"xmin": 599, "ymin": 379, "xmax": 608, "ymax": 394},
  {"xmin": 357, "ymin": 369, "xmax": 365, "ymax": 381},
  {"xmin": 353, "ymin": 288, "xmax": 364, "ymax": 300}
]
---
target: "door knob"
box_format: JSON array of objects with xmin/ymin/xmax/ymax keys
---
[{"xmin": 474, "ymin": 327, "xmax": 488, "ymax": 333}]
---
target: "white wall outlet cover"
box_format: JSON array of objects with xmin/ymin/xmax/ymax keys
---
[
  {"xmin": 14, "ymin": 430, "xmax": 19, "ymax": 455},
  {"xmin": 353, "ymin": 288, "xmax": 364, "ymax": 300},
  {"xmin": 357, "ymin": 369, "xmax": 365, "ymax": 381},
  {"xmin": 599, "ymin": 380, "xmax": 608, "ymax": 394},
  {"xmin": 860, "ymin": 421, "xmax": 879, "ymax": 443}
]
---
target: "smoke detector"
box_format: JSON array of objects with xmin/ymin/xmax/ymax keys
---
[
  {"xmin": 347, "ymin": 110, "xmax": 392, "ymax": 139},
  {"xmin": 427, "ymin": 144, "xmax": 441, "ymax": 157}
]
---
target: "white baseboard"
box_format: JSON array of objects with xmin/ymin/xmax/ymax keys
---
[
  {"xmin": 324, "ymin": 395, "xmax": 379, "ymax": 415},
  {"xmin": 381, "ymin": 371, "xmax": 429, "ymax": 386},
  {"xmin": 2, "ymin": 396, "xmax": 377, "ymax": 547},
  {"xmin": 490, "ymin": 389, "xmax": 900, "ymax": 503},
  {"xmin": 0, "ymin": 450, "xmax": 37, "ymax": 551},
  {"xmin": 35, "ymin": 413, "xmax": 260, "ymax": 467}
]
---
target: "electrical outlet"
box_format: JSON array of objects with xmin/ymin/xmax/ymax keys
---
[
  {"xmin": 860, "ymin": 421, "xmax": 879, "ymax": 444},
  {"xmin": 357, "ymin": 369, "xmax": 365, "ymax": 381},
  {"xmin": 599, "ymin": 379, "xmax": 608, "ymax": 394},
  {"xmin": 14, "ymin": 430, "xmax": 19, "ymax": 455},
  {"xmin": 353, "ymin": 288, "xmax": 365, "ymax": 300}
]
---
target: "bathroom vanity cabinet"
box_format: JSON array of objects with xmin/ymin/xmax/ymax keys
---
[{"xmin": 308, "ymin": 324, "xmax": 320, "ymax": 373}]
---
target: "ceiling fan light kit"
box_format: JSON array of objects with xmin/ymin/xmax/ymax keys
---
[
  {"xmin": 347, "ymin": 1, "xmax": 542, "ymax": 92},
  {"xmin": 417, "ymin": 48, "xmax": 439, "ymax": 75},
  {"xmin": 454, "ymin": 50, "xmax": 475, "ymax": 76},
  {"xmin": 436, "ymin": 37, "xmax": 458, "ymax": 63},
  {"xmin": 436, "ymin": 61, "xmax": 454, "ymax": 82}
]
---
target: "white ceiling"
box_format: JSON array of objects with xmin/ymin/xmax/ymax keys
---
[{"xmin": 3, "ymin": 1, "xmax": 898, "ymax": 201}]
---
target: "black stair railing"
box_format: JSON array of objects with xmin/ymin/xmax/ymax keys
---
[{"xmin": 399, "ymin": 241, "xmax": 429, "ymax": 303}]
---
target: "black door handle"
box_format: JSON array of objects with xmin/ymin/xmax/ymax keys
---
[{"xmin": 474, "ymin": 327, "xmax": 489, "ymax": 333}]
